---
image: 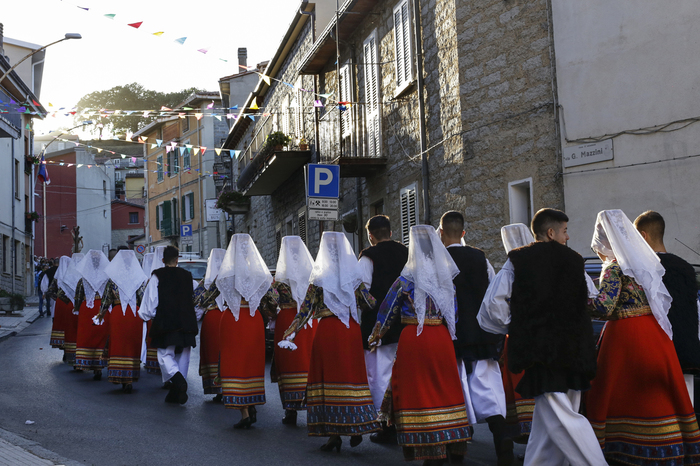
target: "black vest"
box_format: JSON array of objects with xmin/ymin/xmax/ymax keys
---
[
  {"xmin": 150, "ymin": 267, "xmax": 198, "ymax": 349},
  {"xmin": 359, "ymin": 240, "xmax": 409, "ymax": 349},
  {"xmin": 508, "ymin": 241, "xmax": 596, "ymax": 380},
  {"xmin": 448, "ymin": 246, "xmax": 501, "ymax": 362},
  {"xmin": 659, "ymin": 253, "xmax": 700, "ymax": 373}
]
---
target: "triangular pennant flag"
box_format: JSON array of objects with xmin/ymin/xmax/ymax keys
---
[
  {"xmin": 183, "ymin": 107, "xmax": 193, "ymax": 111},
  {"xmin": 185, "ymin": 145, "xmax": 193, "ymax": 149},
  {"xmin": 230, "ymin": 105, "xmax": 238, "ymax": 110},
  {"xmin": 174, "ymin": 37, "xmax": 187, "ymax": 45},
  {"xmin": 179, "ymin": 147, "xmax": 186, "ymax": 155},
  {"xmin": 156, "ymin": 139, "xmax": 163, "ymax": 147},
  {"xmin": 178, "ymin": 112, "xmax": 185, "ymax": 118},
  {"xmin": 104, "ymin": 14, "xmax": 116, "ymax": 19},
  {"xmin": 97, "ymin": 148, "xmax": 103, "ymax": 153},
  {"xmin": 170, "ymin": 141, "xmax": 178, "ymax": 147},
  {"xmin": 195, "ymin": 113, "xmax": 203, "ymax": 120},
  {"xmin": 143, "ymin": 111, "xmax": 150, "ymax": 117},
  {"xmin": 142, "ymin": 136, "xmax": 148, "ymax": 142},
  {"xmin": 215, "ymin": 115, "xmax": 222, "ymax": 121},
  {"xmin": 151, "ymin": 144, "xmax": 157, "ymax": 149},
  {"xmin": 128, "ymin": 22, "xmax": 143, "ymax": 29},
  {"xmin": 193, "ymin": 148, "xmax": 200, "ymax": 155},
  {"xmin": 166, "ymin": 146, "xmax": 171, "ymax": 153},
  {"xmin": 160, "ymin": 106, "xmax": 172, "ymax": 111},
  {"xmin": 215, "ymin": 148, "xmax": 222, "ymax": 156},
  {"xmin": 152, "ymin": 32, "xmax": 165, "ymax": 36},
  {"xmin": 314, "ymin": 100, "xmax": 324, "ymax": 108},
  {"xmin": 25, "ymin": 124, "xmax": 30, "ymax": 130},
  {"xmin": 319, "ymin": 93, "xmax": 333, "ymax": 99},
  {"xmin": 48, "ymin": 103, "xmax": 53, "ymax": 107},
  {"xmin": 226, "ymin": 113, "xmax": 234, "ymax": 119},
  {"xmin": 206, "ymin": 101, "xmax": 214, "ymax": 109},
  {"xmin": 200, "ymin": 147, "xmax": 206, "ymax": 154},
  {"xmin": 67, "ymin": 163, "xmax": 74, "ymax": 167},
  {"xmin": 219, "ymin": 58, "xmax": 228, "ymax": 62},
  {"xmin": 77, "ymin": 164, "xmax": 83, "ymax": 168},
  {"xmin": 197, "ymin": 48, "xmax": 209, "ymax": 54},
  {"xmin": 126, "ymin": 110, "xmax": 136, "ymax": 115},
  {"xmin": 132, "ymin": 157, "xmax": 137, "ymax": 163},
  {"xmin": 249, "ymin": 101, "xmax": 259, "ymax": 110},
  {"xmin": 78, "ymin": 6, "xmax": 89, "ymax": 11},
  {"xmin": 283, "ymin": 82, "xmax": 295, "ymax": 88},
  {"xmin": 121, "ymin": 154, "xmax": 127, "ymax": 159},
  {"xmin": 87, "ymin": 164, "xmax": 92, "ymax": 168},
  {"xmin": 32, "ymin": 100, "xmax": 40, "ymax": 106},
  {"xmin": 262, "ymin": 75, "xmax": 271, "ymax": 85},
  {"xmin": 247, "ymin": 115, "xmax": 255, "ymax": 121}
]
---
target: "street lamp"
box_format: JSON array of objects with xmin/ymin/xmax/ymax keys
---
[{"xmin": 0, "ymin": 33, "xmax": 82, "ymax": 85}]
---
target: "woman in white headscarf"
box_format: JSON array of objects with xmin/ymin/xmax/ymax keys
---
[
  {"xmin": 216, "ymin": 234, "xmax": 274, "ymax": 429},
  {"xmin": 141, "ymin": 253, "xmax": 155, "ymax": 278},
  {"xmin": 97, "ymin": 249, "xmax": 148, "ymax": 393},
  {"xmin": 193, "ymin": 248, "xmax": 227, "ymax": 401},
  {"xmin": 259, "ymin": 236, "xmax": 316, "ymax": 426},
  {"xmin": 367, "ymin": 225, "xmax": 471, "ymax": 463},
  {"xmin": 498, "ymin": 223, "xmax": 536, "ymax": 442},
  {"xmin": 60, "ymin": 253, "xmax": 84, "ymax": 366},
  {"xmin": 73, "ymin": 250, "xmax": 111, "ymax": 379},
  {"xmin": 281, "ymin": 231, "xmax": 380, "ymax": 451},
  {"xmin": 586, "ymin": 210, "xmax": 700, "ymax": 465},
  {"xmin": 47, "ymin": 256, "xmax": 73, "ymax": 356}
]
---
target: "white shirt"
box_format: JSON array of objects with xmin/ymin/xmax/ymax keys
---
[
  {"xmin": 138, "ymin": 276, "xmax": 202, "ymax": 322},
  {"xmin": 40, "ymin": 275, "xmax": 50, "ymax": 294},
  {"xmin": 477, "ymin": 259, "xmax": 599, "ymax": 335}
]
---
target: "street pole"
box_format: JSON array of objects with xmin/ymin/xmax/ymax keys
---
[
  {"xmin": 43, "ymin": 182, "xmax": 46, "ymax": 256},
  {"xmin": 0, "ymin": 33, "xmax": 81, "ymax": 84}
]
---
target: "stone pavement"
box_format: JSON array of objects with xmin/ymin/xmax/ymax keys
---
[{"xmin": 0, "ymin": 303, "xmax": 41, "ymax": 344}]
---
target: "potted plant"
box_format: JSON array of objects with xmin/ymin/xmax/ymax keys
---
[
  {"xmin": 265, "ymin": 131, "xmax": 291, "ymax": 151},
  {"xmin": 0, "ymin": 289, "xmax": 25, "ymax": 313},
  {"xmin": 216, "ymin": 190, "xmax": 250, "ymax": 215},
  {"xmin": 25, "ymin": 211, "xmax": 39, "ymax": 222},
  {"xmin": 298, "ymin": 137, "xmax": 309, "ymax": 151}
]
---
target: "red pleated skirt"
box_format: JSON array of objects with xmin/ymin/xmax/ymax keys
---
[
  {"xmin": 501, "ymin": 335, "xmax": 533, "ymax": 440},
  {"xmin": 306, "ymin": 316, "xmax": 380, "ymax": 437},
  {"xmin": 273, "ymin": 306, "xmax": 316, "ymax": 410},
  {"xmin": 587, "ymin": 314, "xmax": 700, "ymax": 465},
  {"xmin": 144, "ymin": 321, "xmax": 161, "ymax": 375},
  {"xmin": 63, "ymin": 302, "xmax": 80, "ymax": 364},
  {"xmin": 219, "ymin": 306, "xmax": 266, "ymax": 408},
  {"xmin": 199, "ymin": 308, "xmax": 223, "ymax": 394},
  {"xmin": 75, "ymin": 298, "xmax": 109, "ymax": 370},
  {"xmin": 107, "ymin": 305, "xmax": 143, "ymax": 384},
  {"xmin": 50, "ymin": 299, "xmax": 72, "ymax": 348},
  {"xmin": 390, "ymin": 323, "xmax": 471, "ymax": 461}
]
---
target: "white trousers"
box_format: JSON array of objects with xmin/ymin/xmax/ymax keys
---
[
  {"xmin": 364, "ymin": 343, "xmax": 398, "ymax": 410},
  {"xmin": 458, "ymin": 359, "xmax": 507, "ymax": 424},
  {"xmin": 524, "ymin": 390, "xmax": 607, "ymax": 466},
  {"xmin": 685, "ymin": 374, "xmax": 695, "ymax": 407},
  {"xmin": 157, "ymin": 346, "xmax": 191, "ymax": 384}
]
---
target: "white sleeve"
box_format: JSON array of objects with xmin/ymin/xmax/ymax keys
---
[
  {"xmin": 485, "ymin": 259, "xmax": 496, "ymax": 284},
  {"xmin": 137, "ymin": 276, "xmax": 159, "ymax": 321},
  {"xmin": 697, "ymin": 298, "xmax": 700, "ymax": 341},
  {"xmin": 585, "ymin": 272, "xmax": 598, "ymax": 299},
  {"xmin": 477, "ymin": 259, "xmax": 514, "ymax": 335},
  {"xmin": 359, "ymin": 256, "xmax": 374, "ymax": 288},
  {"xmin": 41, "ymin": 276, "xmax": 49, "ymax": 293}
]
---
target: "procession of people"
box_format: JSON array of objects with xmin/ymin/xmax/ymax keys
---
[{"xmin": 39, "ymin": 208, "xmax": 700, "ymax": 465}]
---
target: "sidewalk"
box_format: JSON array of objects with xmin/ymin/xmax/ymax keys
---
[{"xmin": 0, "ymin": 303, "xmax": 42, "ymax": 344}]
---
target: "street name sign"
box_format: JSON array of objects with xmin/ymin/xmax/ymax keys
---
[{"xmin": 562, "ymin": 139, "xmax": 613, "ymax": 168}]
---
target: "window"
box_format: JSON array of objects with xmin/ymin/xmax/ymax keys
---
[
  {"xmin": 400, "ymin": 183, "xmax": 418, "ymax": 246},
  {"xmin": 282, "ymin": 95, "xmax": 291, "ymax": 136},
  {"xmin": 169, "ymin": 150, "xmax": 178, "ymax": 176},
  {"xmin": 157, "ymin": 155, "xmax": 164, "ymax": 182},
  {"xmin": 291, "ymin": 76, "xmax": 304, "ymax": 138},
  {"xmin": 103, "ymin": 180, "xmax": 107, "ymax": 196},
  {"xmin": 181, "ymin": 192, "xmax": 195, "ymax": 221},
  {"xmin": 394, "ymin": 0, "xmax": 415, "ymax": 93},
  {"xmin": 371, "ymin": 199, "xmax": 384, "ymax": 216},
  {"xmin": 129, "ymin": 212, "xmax": 139, "ymax": 224},
  {"xmin": 364, "ymin": 31, "xmax": 381, "ymax": 157},
  {"xmin": 182, "ymin": 116, "xmax": 189, "ymax": 133},
  {"xmin": 508, "ymin": 178, "xmax": 534, "ymax": 226},
  {"xmin": 156, "ymin": 203, "xmax": 163, "ymax": 231},
  {"xmin": 14, "ymin": 240, "xmax": 20, "ymax": 276},
  {"xmin": 183, "ymin": 148, "xmax": 191, "ymax": 170},
  {"xmin": 298, "ymin": 207, "xmax": 307, "ymax": 245},
  {"xmin": 15, "ymin": 160, "xmax": 20, "ymax": 199},
  {"xmin": 339, "ymin": 64, "xmax": 353, "ymax": 140},
  {"xmin": 2, "ymin": 236, "xmax": 7, "ymax": 273}
]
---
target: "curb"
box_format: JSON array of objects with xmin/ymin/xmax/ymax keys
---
[
  {"xmin": 0, "ymin": 309, "xmax": 41, "ymax": 344},
  {"xmin": 0, "ymin": 427, "xmax": 85, "ymax": 466}
]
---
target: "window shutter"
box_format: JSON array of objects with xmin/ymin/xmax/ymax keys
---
[
  {"xmin": 400, "ymin": 184, "xmax": 418, "ymax": 246},
  {"xmin": 298, "ymin": 210, "xmax": 307, "ymax": 245},
  {"xmin": 295, "ymin": 86, "xmax": 304, "ymax": 137},
  {"xmin": 339, "ymin": 65, "xmax": 352, "ymax": 139},
  {"xmin": 181, "ymin": 196, "xmax": 186, "ymax": 221},
  {"xmin": 364, "ymin": 33, "xmax": 381, "ymax": 158},
  {"xmin": 394, "ymin": 0, "xmax": 414, "ymax": 89},
  {"xmin": 156, "ymin": 205, "xmax": 161, "ymax": 230},
  {"xmin": 283, "ymin": 95, "xmax": 291, "ymax": 136},
  {"xmin": 189, "ymin": 193, "xmax": 195, "ymax": 221},
  {"xmin": 162, "ymin": 200, "xmax": 172, "ymax": 236}
]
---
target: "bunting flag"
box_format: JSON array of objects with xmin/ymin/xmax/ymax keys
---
[
  {"xmin": 174, "ymin": 37, "xmax": 187, "ymax": 45},
  {"xmin": 152, "ymin": 32, "xmax": 165, "ymax": 36},
  {"xmin": 262, "ymin": 75, "xmax": 271, "ymax": 85},
  {"xmin": 314, "ymin": 100, "xmax": 324, "ymax": 108},
  {"xmin": 156, "ymin": 139, "xmax": 163, "ymax": 147},
  {"xmin": 195, "ymin": 113, "xmax": 203, "ymax": 120},
  {"xmin": 78, "ymin": 7, "xmax": 89, "ymax": 11},
  {"xmin": 197, "ymin": 48, "xmax": 209, "ymax": 54},
  {"xmin": 128, "ymin": 21, "xmax": 143, "ymax": 29},
  {"xmin": 250, "ymin": 101, "xmax": 259, "ymax": 110},
  {"xmin": 104, "ymin": 14, "xmax": 116, "ymax": 19},
  {"xmin": 215, "ymin": 148, "xmax": 222, "ymax": 156},
  {"xmin": 206, "ymin": 101, "xmax": 214, "ymax": 109}
]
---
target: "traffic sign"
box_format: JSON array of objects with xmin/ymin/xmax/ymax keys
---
[
  {"xmin": 308, "ymin": 198, "xmax": 339, "ymax": 209},
  {"xmin": 306, "ymin": 164, "xmax": 340, "ymax": 198},
  {"xmin": 180, "ymin": 224, "xmax": 193, "ymax": 237},
  {"xmin": 180, "ymin": 237, "xmax": 194, "ymax": 245},
  {"xmin": 135, "ymin": 244, "xmax": 146, "ymax": 254},
  {"xmin": 308, "ymin": 208, "xmax": 339, "ymax": 221}
]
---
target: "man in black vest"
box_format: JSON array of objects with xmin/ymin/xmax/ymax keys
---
[
  {"xmin": 478, "ymin": 208, "xmax": 605, "ymax": 465},
  {"xmin": 439, "ymin": 211, "xmax": 512, "ymax": 466},
  {"xmin": 40, "ymin": 258, "xmax": 59, "ymax": 318},
  {"xmin": 635, "ymin": 210, "xmax": 700, "ymax": 406},
  {"xmin": 138, "ymin": 246, "xmax": 198, "ymax": 405},
  {"xmin": 358, "ymin": 215, "xmax": 408, "ymax": 444}
]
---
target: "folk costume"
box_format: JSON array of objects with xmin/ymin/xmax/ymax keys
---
[
  {"xmin": 499, "ymin": 224, "xmax": 536, "ymax": 440},
  {"xmin": 478, "ymin": 237, "xmax": 606, "ymax": 466},
  {"xmin": 216, "ymin": 234, "xmax": 273, "ymax": 426},
  {"xmin": 47, "ymin": 256, "xmax": 71, "ymax": 350},
  {"xmin": 259, "ymin": 236, "xmax": 316, "ymax": 423},
  {"xmin": 139, "ymin": 254, "xmax": 198, "ymax": 405},
  {"xmin": 98, "ymin": 250, "xmax": 147, "ymax": 392},
  {"xmin": 193, "ymin": 248, "xmax": 227, "ymax": 398},
  {"xmin": 59, "ymin": 253, "xmax": 84, "ymax": 365},
  {"xmin": 586, "ymin": 210, "xmax": 700, "ymax": 465},
  {"xmin": 358, "ymin": 238, "xmax": 408, "ymax": 413},
  {"xmin": 368, "ymin": 225, "xmax": 471, "ymax": 462},
  {"xmin": 281, "ymin": 231, "xmax": 380, "ymax": 449},
  {"xmin": 142, "ymin": 249, "xmax": 162, "ymax": 375},
  {"xmin": 73, "ymin": 250, "xmax": 110, "ymax": 376}
]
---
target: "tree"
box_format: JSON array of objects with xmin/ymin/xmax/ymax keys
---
[{"xmin": 74, "ymin": 83, "xmax": 202, "ymax": 136}]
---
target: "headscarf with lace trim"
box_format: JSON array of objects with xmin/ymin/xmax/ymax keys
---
[
  {"xmin": 104, "ymin": 250, "xmax": 147, "ymax": 316},
  {"xmin": 501, "ymin": 223, "xmax": 535, "ymax": 254},
  {"xmin": 204, "ymin": 248, "xmax": 227, "ymax": 311},
  {"xmin": 276, "ymin": 236, "xmax": 314, "ymax": 312},
  {"xmin": 75, "ymin": 250, "xmax": 110, "ymax": 308}
]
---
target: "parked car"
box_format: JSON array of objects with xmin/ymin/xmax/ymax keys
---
[{"xmin": 178, "ymin": 257, "xmax": 207, "ymax": 281}]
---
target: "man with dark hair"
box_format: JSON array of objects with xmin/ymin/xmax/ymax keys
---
[
  {"xmin": 439, "ymin": 211, "xmax": 512, "ymax": 465},
  {"xmin": 40, "ymin": 259, "xmax": 59, "ymax": 318},
  {"xmin": 478, "ymin": 208, "xmax": 605, "ymax": 465},
  {"xmin": 359, "ymin": 214, "xmax": 408, "ymax": 444},
  {"xmin": 635, "ymin": 210, "xmax": 700, "ymax": 404},
  {"xmin": 139, "ymin": 245, "xmax": 199, "ymax": 404}
]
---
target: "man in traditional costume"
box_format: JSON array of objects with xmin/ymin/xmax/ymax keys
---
[
  {"xmin": 635, "ymin": 210, "xmax": 700, "ymax": 405},
  {"xmin": 478, "ymin": 208, "xmax": 606, "ymax": 466},
  {"xmin": 357, "ymin": 215, "xmax": 408, "ymax": 444},
  {"xmin": 142, "ymin": 248, "xmax": 164, "ymax": 377},
  {"xmin": 139, "ymin": 246, "xmax": 198, "ymax": 405},
  {"xmin": 369, "ymin": 225, "xmax": 471, "ymax": 465},
  {"xmin": 438, "ymin": 211, "xmax": 511, "ymax": 465},
  {"xmin": 587, "ymin": 210, "xmax": 700, "ymax": 465},
  {"xmin": 260, "ymin": 236, "xmax": 316, "ymax": 425}
]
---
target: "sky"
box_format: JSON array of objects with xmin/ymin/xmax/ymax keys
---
[{"xmin": 2, "ymin": 0, "xmax": 301, "ymax": 136}]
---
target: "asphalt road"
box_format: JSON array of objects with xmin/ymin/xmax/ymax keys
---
[{"xmin": 0, "ymin": 317, "xmax": 525, "ymax": 465}]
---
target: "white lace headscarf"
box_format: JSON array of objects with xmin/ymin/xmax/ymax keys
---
[
  {"xmin": 60, "ymin": 253, "xmax": 84, "ymax": 304},
  {"xmin": 276, "ymin": 236, "xmax": 314, "ymax": 312},
  {"xmin": 205, "ymin": 248, "xmax": 227, "ymax": 311},
  {"xmin": 591, "ymin": 209, "xmax": 673, "ymax": 339},
  {"xmin": 76, "ymin": 250, "xmax": 110, "ymax": 309},
  {"xmin": 216, "ymin": 234, "xmax": 273, "ymax": 321},
  {"xmin": 141, "ymin": 253, "xmax": 155, "ymax": 277},
  {"xmin": 55, "ymin": 256, "xmax": 71, "ymax": 291},
  {"xmin": 501, "ymin": 223, "xmax": 535, "ymax": 254},
  {"xmin": 309, "ymin": 231, "xmax": 363, "ymax": 327},
  {"xmin": 401, "ymin": 225, "xmax": 460, "ymax": 339},
  {"xmin": 149, "ymin": 246, "xmax": 166, "ymax": 275},
  {"xmin": 104, "ymin": 250, "xmax": 147, "ymax": 316}
]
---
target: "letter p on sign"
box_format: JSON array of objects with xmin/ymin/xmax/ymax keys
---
[{"xmin": 306, "ymin": 164, "xmax": 340, "ymax": 198}]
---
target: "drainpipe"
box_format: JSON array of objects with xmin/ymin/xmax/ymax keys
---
[
  {"xmin": 11, "ymin": 136, "xmax": 15, "ymax": 294},
  {"xmin": 413, "ymin": 0, "xmax": 430, "ymax": 225}
]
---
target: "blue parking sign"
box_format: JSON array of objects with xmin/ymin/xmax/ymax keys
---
[
  {"xmin": 180, "ymin": 224, "xmax": 193, "ymax": 237},
  {"xmin": 306, "ymin": 164, "xmax": 340, "ymax": 198}
]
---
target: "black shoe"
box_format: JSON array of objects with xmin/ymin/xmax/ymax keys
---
[
  {"xmin": 170, "ymin": 372, "xmax": 188, "ymax": 405},
  {"xmin": 350, "ymin": 435, "xmax": 362, "ymax": 447},
  {"xmin": 162, "ymin": 381, "xmax": 173, "ymax": 390},
  {"xmin": 233, "ymin": 417, "xmax": 252, "ymax": 430},
  {"xmin": 123, "ymin": 383, "xmax": 133, "ymax": 394},
  {"xmin": 213, "ymin": 393, "xmax": 223, "ymax": 403},
  {"xmin": 93, "ymin": 371, "xmax": 102, "ymax": 381},
  {"xmin": 497, "ymin": 437, "xmax": 514, "ymax": 466},
  {"xmin": 249, "ymin": 405, "xmax": 257, "ymax": 424},
  {"xmin": 320, "ymin": 436, "xmax": 342, "ymax": 452},
  {"xmin": 370, "ymin": 425, "xmax": 397, "ymax": 444},
  {"xmin": 165, "ymin": 389, "xmax": 179, "ymax": 403},
  {"xmin": 282, "ymin": 409, "xmax": 297, "ymax": 425}
]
